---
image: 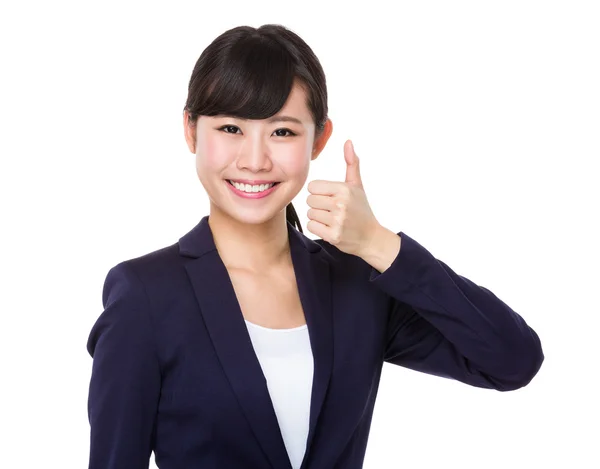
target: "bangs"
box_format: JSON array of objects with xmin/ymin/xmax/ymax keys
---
[{"xmin": 190, "ymin": 35, "xmax": 298, "ymax": 120}]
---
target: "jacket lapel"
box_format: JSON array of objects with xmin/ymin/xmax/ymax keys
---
[{"xmin": 178, "ymin": 216, "xmax": 334, "ymax": 469}]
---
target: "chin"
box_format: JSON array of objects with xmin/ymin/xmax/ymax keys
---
[
  {"xmin": 230, "ymin": 209, "xmax": 287, "ymax": 227},
  {"xmin": 211, "ymin": 201, "xmax": 287, "ymax": 227}
]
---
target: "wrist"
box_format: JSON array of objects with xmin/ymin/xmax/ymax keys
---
[{"xmin": 360, "ymin": 224, "xmax": 402, "ymax": 273}]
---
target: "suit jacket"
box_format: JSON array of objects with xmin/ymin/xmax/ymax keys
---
[{"xmin": 86, "ymin": 215, "xmax": 544, "ymax": 469}]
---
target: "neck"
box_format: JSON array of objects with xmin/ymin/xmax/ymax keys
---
[{"xmin": 207, "ymin": 208, "xmax": 291, "ymax": 272}]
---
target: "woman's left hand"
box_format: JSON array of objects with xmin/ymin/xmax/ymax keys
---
[{"xmin": 306, "ymin": 140, "xmax": 381, "ymax": 257}]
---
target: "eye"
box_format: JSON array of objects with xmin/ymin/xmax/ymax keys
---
[
  {"xmin": 218, "ymin": 125, "xmax": 241, "ymax": 134},
  {"xmin": 274, "ymin": 128, "xmax": 297, "ymax": 137},
  {"xmin": 216, "ymin": 125, "xmax": 297, "ymax": 137}
]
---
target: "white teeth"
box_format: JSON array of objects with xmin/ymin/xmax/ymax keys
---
[{"xmin": 229, "ymin": 181, "xmax": 276, "ymax": 193}]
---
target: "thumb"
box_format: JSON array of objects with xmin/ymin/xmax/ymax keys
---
[{"xmin": 344, "ymin": 139, "xmax": 363, "ymax": 187}]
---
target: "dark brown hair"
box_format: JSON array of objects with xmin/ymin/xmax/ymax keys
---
[{"xmin": 183, "ymin": 24, "xmax": 329, "ymax": 233}]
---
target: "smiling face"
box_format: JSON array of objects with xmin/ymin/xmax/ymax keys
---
[{"xmin": 184, "ymin": 81, "xmax": 333, "ymax": 227}]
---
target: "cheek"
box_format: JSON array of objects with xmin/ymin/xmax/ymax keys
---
[
  {"xmin": 281, "ymin": 146, "xmax": 311, "ymax": 178},
  {"xmin": 196, "ymin": 137, "xmax": 231, "ymax": 173}
]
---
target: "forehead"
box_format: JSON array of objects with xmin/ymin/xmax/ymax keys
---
[
  {"xmin": 279, "ymin": 81, "xmax": 311, "ymax": 118},
  {"xmin": 199, "ymin": 80, "xmax": 313, "ymax": 126}
]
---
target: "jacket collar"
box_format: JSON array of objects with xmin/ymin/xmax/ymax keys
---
[
  {"xmin": 178, "ymin": 216, "xmax": 334, "ymax": 469},
  {"xmin": 178, "ymin": 214, "xmax": 324, "ymax": 258}
]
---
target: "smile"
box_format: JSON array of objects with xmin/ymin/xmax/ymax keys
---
[{"xmin": 225, "ymin": 180, "xmax": 281, "ymax": 199}]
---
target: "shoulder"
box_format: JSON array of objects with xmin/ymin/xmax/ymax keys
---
[
  {"xmin": 111, "ymin": 242, "xmax": 180, "ymax": 278},
  {"xmin": 102, "ymin": 241, "xmax": 185, "ymax": 303}
]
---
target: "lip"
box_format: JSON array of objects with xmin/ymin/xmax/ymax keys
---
[
  {"xmin": 225, "ymin": 179, "xmax": 280, "ymax": 199},
  {"xmin": 227, "ymin": 178, "xmax": 280, "ymax": 185}
]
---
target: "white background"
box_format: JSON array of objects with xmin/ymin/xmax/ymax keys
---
[{"xmin": 1, "ymin": 1, "xmax": 598, "ymax": 467}]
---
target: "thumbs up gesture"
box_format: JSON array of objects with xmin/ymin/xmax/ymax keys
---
[{"xmin": 306, "ymin": 139, "xmax": 381, "ymax": 257}]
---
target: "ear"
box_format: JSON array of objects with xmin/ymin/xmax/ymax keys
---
[
  {"xmin": 311, "ymin": 118, "xmax": 333, "ymax": 161},
  {"xmin": 183, "ymin": 110, "xmax": 197, "ymax": 154}
]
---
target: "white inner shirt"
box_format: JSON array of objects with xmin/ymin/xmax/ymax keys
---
[{"xmin": 244, "ymin": 319, "xmax": 314, "ymax": 469}]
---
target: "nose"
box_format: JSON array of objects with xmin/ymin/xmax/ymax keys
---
[{"xmin": 236, "ymin": 134, "xmax": 273, "ymax": 173}]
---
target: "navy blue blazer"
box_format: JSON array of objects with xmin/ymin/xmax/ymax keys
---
[{"xmin": 86, "ymin": 216, "xmax": 543, "ymax": 469}]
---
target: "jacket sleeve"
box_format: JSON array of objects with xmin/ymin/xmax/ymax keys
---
[
  {"xmin": 370, "ymin": 232, "xmax": 544, "ymax": 391},
  {"xmin": 86, "ymin": 262, "xmax": 161, "ymax": 468}
]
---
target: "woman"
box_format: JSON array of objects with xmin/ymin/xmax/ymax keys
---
[{"xmin": 86, "ymin": 24, "xmax": 544, "ymax": 469}]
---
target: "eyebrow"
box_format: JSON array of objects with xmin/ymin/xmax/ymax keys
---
[{"xmin": 222, "ymin": 115, "xmax": 304, "ymax": 125}]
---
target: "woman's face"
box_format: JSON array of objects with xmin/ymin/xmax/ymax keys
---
[{"xmin": 184, "ymin": 82, "xmax": 332, "ymax": 226}]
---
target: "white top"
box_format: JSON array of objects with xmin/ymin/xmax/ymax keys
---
[{"xmin": 244, "ymin": 319, "xmax": 314, "ymax": 469}]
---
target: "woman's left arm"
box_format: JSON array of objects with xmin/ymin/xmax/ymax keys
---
[
  {"xmin": 363, "ymin": 226, "xmax": 544, "ymax": 392},
  {"xmin": 305, "ymin": 142, "xmax": 543, "ymax": 391}
]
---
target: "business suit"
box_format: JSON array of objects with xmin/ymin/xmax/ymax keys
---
[{"xmin": 86, "ymin": 215, "xmax": 544, "ymax": 469}]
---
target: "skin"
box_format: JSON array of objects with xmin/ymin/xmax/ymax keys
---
[{"xmin": 183, "ymin": 80, "xmax": 333, "ymax": 272}]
